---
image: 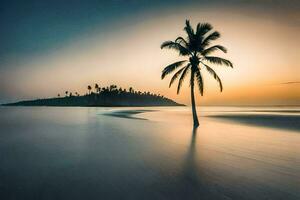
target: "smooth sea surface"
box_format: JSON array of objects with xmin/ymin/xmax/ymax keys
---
[{"xmin": 0, "ymin": 106, "xmax": 299, "ymax": 200}]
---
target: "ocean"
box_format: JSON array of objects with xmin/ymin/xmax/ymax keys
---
[{"xmin": 0, "ymin": 106, "xmax": 299, "ymax": 199}]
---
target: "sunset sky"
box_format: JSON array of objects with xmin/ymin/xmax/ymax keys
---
[{"xmin": 0, "ymin": 0, "xmax": 299, "ymax": 105}]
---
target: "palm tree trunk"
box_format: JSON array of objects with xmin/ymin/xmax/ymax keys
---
[{"xmin": 191, "ymin": 74, "xmax": 199, "ymax": 128}]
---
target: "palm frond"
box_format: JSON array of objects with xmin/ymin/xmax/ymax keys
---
[
  {"xmin": 161, "ymin": 60, "xmax": 187, "ymax": 79},
  {"xmin": 202, "ymin": 31, "xmax": 220, "ymax": 47},
  {"xmin": 204, "ymin": 56, "xmax": 233, "ymax": 68},
  {"xmin": 184, "ymin": 20, "xmax": 195, "ymax": 42},
  {"xmin": 175, "ymin": 37, "xmax": 188, "ymax": 47},
  {"xmin": 201, "ymin": 62, "xmax": 223, "ymax": 91},
  {"xmin": 196, "ymin": 23, "xmax": 213, "ymax": 37},
  {"xmin": 195, "ymin": 68, "xmax": 204, "ymax": 96},
  {"xmin": 169, "ymin": 67, "xmax": 186, "ymax": 88},
  {"xmin": 202, "ymin": 45, "xmax": 227, "ymax": 56},
  {"xmin": 177, "ymin": 64, "xmax": 190, "ymax": 94},
  {"xmin": 161, "ymin": 41, "xmax": 191, "ymax": 56}
]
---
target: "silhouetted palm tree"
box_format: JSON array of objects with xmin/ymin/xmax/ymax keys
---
[
  {"xmin": 95, "ymin": 83, "xmax": 99, "ymax": 93},
  {"xmin": 129, "ymin": 87, "xmax": 134, "ymax": 93},
  {"xmin": 87, "ymin": 85, "xmax": 92, "ymax": 95},
  {"xmin": 161, "ymin": 20, "xmax": 233, "ymax": 128},
  {"xmin": 109, "ymin": 85, "xmax": 117, "ymax": 91},
  {"xmin": 65, "ymin": 91, "xmax": 68, "ymax": 97}
]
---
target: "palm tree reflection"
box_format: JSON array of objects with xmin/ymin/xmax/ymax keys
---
[
  {"xmin": 170, "ymin": 128, "xmax": 217, "ymax": 199},
  {"xmin": 181, "ymin": 128, "xmax": 199, "ymax": 186}
]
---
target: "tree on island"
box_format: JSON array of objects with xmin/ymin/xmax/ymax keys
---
[
  {"xmin": 129, "ymin": 87, "xmax": 134, "ymax": 93},
  {"xmin": 87, "ymin": 85, "xmax": 92, "ymax": 94},
  {"xmin": 109, "ymin": 85, "xmax": 117, "ymax": 92},
  {"xmin": 161, "ymin": 20, "xmax": 233, "ymax": 128},
  {"xmin": 95, "ymin": 83, "xmax": 100, "ymax": 93}
]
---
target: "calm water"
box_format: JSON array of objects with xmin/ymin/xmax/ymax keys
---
[{"xmin": 0, "ymin": 106, "xmax": 299, "ymax": 200}]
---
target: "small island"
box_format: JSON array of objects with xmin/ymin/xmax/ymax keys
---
[{"xmin": 3, "ymin": 84, "xmax": 184, "ymax": 107}]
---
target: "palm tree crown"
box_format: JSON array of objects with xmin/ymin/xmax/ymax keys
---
[
  {"xmin": 161, "ymin": 20, "xmax": 233, "ymax": 128},
  {"xmin": 161, "ymin": 20, "xmax": 233, "ymax": 94}
]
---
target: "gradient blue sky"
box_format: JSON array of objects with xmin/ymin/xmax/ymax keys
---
[{"xmin": 0, "ymin": 0, "xmax": 299, "ymax": 105}]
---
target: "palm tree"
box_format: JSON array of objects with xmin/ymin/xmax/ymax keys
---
[
  {"xmin": 129, "ymin": 87, "xmax": 134, "ymax": 93},
  {"xmin": 95, "ymin": 83, "xmax": 99, "ymax": 93},
  {"xmin": 65, "ymin": 91, "xmax": 68, "ymax": 97},
  {"xmin": 161, "ymin": 20, "xmax": 233, "ymax": 128},
  {"xmin": 109, "ymin": 85, "xmax": 117, "ymax": 91},
  {"xmin": 87, "ymin": 85, "xmax": 92, "ymax": 95}
]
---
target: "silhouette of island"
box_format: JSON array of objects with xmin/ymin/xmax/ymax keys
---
[{"xmin": 3, "ymin": 84, "xmax": 184, "ymax": 107}]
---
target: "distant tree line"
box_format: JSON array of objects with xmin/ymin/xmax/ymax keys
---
[{"xmin": 58, "ymin": 84, "xmax": 167, "ymax": 98}]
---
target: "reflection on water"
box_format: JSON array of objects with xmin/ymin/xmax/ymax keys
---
[{"xmin": 0, "ymin": 106, "xmax": 299, "ymax": 199}]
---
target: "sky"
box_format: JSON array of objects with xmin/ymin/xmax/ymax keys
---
[{"xmin": 0, "ymin": 0, "xmax": 299, "ymax": 105}]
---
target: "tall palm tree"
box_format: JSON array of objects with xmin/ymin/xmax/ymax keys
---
[{"xmin": 161, "ymin": 20, "xmax": 233, "ymax": 128}]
